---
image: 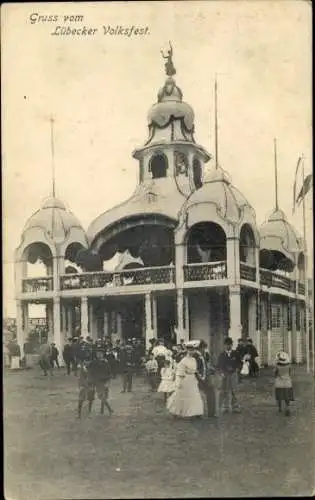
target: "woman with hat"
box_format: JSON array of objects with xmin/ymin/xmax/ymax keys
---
[
  {"xmin": 274, "ymin": 351, "xmax": 293, "ymax": 416},
  {"xmin": 166, "ymin": 341, "xmax": 204, "ymax": 419}
]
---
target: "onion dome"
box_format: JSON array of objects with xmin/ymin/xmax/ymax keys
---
[
  {"xmin": 21, "ymin": 196, "xmax": 87, "ymax": 246},
  {"xmin": 145, "ymin": 77, "xmax": 195, "ymax": 145},
  {"xmin": 259, "ymin": 208, "xmax": 301, "ymax": 271},
  {"xmin": 181, "ymin": 166, "xmax": 257, "ymax": 228}
]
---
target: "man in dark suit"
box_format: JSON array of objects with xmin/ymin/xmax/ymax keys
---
[
  {"xmin": 217, "ymin": 337, "xmax": 242, "ymax": 413},
  {"xmin": 120, "ymin": 340, "xmax": 136, "ymax": 393}
]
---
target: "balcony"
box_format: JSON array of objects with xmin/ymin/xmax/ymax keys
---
[
  {"xmin": 259, "ymin": 269, "xmax": 296, "ymax": 293},
  {"xmin": 298, "ymin": 283, "xmax": 306, "ymax": 295},
  {"xmin": 184, "ymin": 261, "xmax": 227, "ymax": 282},
  {"xmin": 240, "ymin": 262, "xmax": 256, "ymax": 282},
  {"xmin": 60, "ymin": 266, "xmax": 175, "ymax": 291},
  {"xmin": 22, "ymin": 277, "xmax": 53, "ymax": 293}
]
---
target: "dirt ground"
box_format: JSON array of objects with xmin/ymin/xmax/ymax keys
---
[{"xmin": 3, "ymin": 365, "xmax": 315, "ymax": 499}]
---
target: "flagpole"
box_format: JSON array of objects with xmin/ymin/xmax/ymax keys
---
[
  {"xmin": 301, "ymin": 156, "xmax": 310, "ymax": 373},
  {"xmin": 214, "ymin": 76, "xmax": 218, "ymax": 170},
  {"xmin": 274, "ymin": 138, "xmax": 279, "ymax": 210}
]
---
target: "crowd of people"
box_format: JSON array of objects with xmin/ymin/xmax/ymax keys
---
[{"xmin": 34, "ymin": 333, "xmax": 293, "ymax": 419}]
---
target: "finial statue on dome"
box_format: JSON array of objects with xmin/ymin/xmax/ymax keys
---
[{"xmin": 161, "ymin": 41, "xmax": 176, "ymax": 77}]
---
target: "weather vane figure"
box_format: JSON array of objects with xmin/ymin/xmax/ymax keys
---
[{"xmin": 161, "ymin": 42, "xmax": 176, "ymax": 77}]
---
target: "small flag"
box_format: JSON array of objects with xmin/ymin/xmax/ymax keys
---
[
  {"xmin": 292, "ymin": 157, "xmax": 302, "ymax": 214},
  {"xmin": 296, "ymin": 173, "xmax": 313, "ymax": 205}
]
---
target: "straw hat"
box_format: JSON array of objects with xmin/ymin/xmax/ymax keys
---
[
  {"xmin": 185, "ymin": 340, "xmax": 200, "ymax": 349},
  {"xmin": 276, "ymin": 351, "xmax": 290, "ymax": 365}
]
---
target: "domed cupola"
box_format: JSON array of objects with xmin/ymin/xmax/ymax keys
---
[
  {"xmin": 146, "ymin": 76, "xmax": 195, "ymax": 145},
  {"xmin": 260, "ymin": 208, "xmax": 301, "ymax": 271},
  {"xmin": 177, "ymin": 165, "xmax": 258, "ymax": 239},
  {"xmin": 18, "ymin": 196, "xmax": 88, "ymax": 254},
  {"xmin": 132, "ymin": 43, "xmax": 210, "ymax": 197},
  {"xmin": 259, "ymin": 139, "xmax": 301, "ymax": 272}
]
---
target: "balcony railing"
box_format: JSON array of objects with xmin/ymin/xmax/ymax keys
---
[
  {"xmin": 298, "ymin": 283, "xmax": 306, "ymax": 295},
  {"xmin": 22, "ymin": 277, "xmax": 53, "ymax": 293},
  {"xmin": 259, "ymin": 269, "xmax": 296, "ymax": 293},
  {"xmin": 60, "ymin": 266, "xmax": 175, "ymax": 291},
  {"xmin": 184, "ymin": 261, "xmax": 227, "ymax": 282},
  {"xmin": 240, "ymin": 262, "xmax": 256, "ymax": 282}
]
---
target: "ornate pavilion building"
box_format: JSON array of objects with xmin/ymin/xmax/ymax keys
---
[{"xmin": 14, "ymin": 51, "xmax": 307, "ymax": 366}]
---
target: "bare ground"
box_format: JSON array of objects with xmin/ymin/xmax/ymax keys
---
[{"xmin": 4, "ymin": 366, "xmax": 315, "ymax": 499}]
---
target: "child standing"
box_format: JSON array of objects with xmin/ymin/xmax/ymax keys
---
[
  {"xmin": 274, "ymin": 351, "xmax": 293, "ymax": 416},
  {"xmin": 158, "ymin": 359, "xmax": 175, "ymax": 403},
  {"xmin": 145, "ymin": 354, "xmax": 158, "ymax": 392}
]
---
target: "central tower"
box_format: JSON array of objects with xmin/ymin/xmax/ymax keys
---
[{"xmin": 132, "ymin": 42, "xmax": 211, "ymax": 197}]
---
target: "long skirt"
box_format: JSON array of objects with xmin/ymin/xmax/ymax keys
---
[{"xmin": 167, "ymin": 374, "xmax": 204, "ymax": 418}]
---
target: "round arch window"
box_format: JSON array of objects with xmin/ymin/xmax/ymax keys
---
[
  {"xmin": 193, "ymin": 158, "xmax": 202, "ymax": 189},
  {"xmin": 150, "ymin": 153, "xmax": 168, "ymax": 179}
]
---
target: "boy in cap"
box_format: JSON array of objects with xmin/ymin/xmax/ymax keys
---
[
  {"xmin": 217, "ymin": 337, "xmax": 242, "ymax": 413},
  {"xmin": 78, "ymin": 348, "xmax": 114, "ymax": 418}
]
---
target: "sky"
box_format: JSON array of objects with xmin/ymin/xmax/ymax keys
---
[{"xmin": 2, "ymin": 1, "xmax": 313, "ymax": 317}]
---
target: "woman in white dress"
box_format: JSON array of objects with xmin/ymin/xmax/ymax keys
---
[{"xmin": 166, "ymin": 343, "xmax": 204, "ymax": 418}]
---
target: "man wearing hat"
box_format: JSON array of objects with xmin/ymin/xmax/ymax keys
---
[
  {"xmin": 120, "ymin": 339, "xmax": 136, "ymax": 393},
  {"xmin": 217, "ymin": 337, "xmax": 242, "ymax": 413}
]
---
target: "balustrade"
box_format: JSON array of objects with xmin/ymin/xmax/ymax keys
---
[
  {"xmin": 259, "ymin": 269, "xmax": 295, "ymax": 292},
  {"xmin": 184, "ymin": 261, "xmax": 227, "ymax": 282},
  {"xmin": 240, "ymin": 262, "xmax": 256, "ymax": 281},
  {"xmin": 298, "ymin": 283, "xmax": 306, "ymax": 295},
  {"xmin": 60, "ymin": 266, "xmax": 175, "ymax": 290},
  {"xmin": 22, "ymin": 277, "xmax": 53, "ymax": 293}
]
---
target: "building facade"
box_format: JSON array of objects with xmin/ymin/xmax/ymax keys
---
[{"xmin": 14, "ymin": 57, "xmax": 307, "ymax": 365}]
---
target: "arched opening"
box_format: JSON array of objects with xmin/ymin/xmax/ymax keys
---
[
  {"xmin": 175, "ymin": 151, "xmax": 189, "ymax": 176},
  {"xmin": 239, "ymin": 224, "xmax": 256, "ymax": 265},
  {"xmin": 193, "ymin": 158, "xmax": 202, "ymax": 190},
  {"xmin": 259, "ymin": 248, "xmax": 295, "ymax": 273},
  {"xmin": 99, "ymin": 223, "xmax": 175, "ymax": 269},
  {"xmin": 298, "ymin": 252, "xmax": 305, "ymax": 281},
  {"xmin": 150, "ymin": 153, "xmax": 168, "ymax": 179},
  {"xmin": 187, "ymin": 222, "xmax": 226, "ymax": 263},
  {"xmin": 23, "ymin": 243, "xmax": 53, "ymax": 277},
  {"xmin": 65, "ymin": 242, "xmax": 86, "ymax": 273}
]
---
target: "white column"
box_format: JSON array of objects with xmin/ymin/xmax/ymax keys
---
[
  {"xmin": 227, "ymin": 238, "xmax": 240, "ymax": 284},
  {"xmin": 53, "ymin": 297, "xmax": 63, "ymax": 365},
  {"xmin": 184, "ymin": 294, "xmax": 190, "ymax": 339},
  {"xmin": 267, "ymin": 329, "xmax": 272, "ymax": 365},
  {"xmin": 295, "ymin": 301, "xmax": 303, "ymax": 364},
  {"xmin": 229, "ymin": 285, "xmax": 241, "ymax": 346},
  {"xmin": 248, "ymin": 294, "xmax": 256, "ymax": 340},
  {"xmin": 145, "ymin": 293, "xmax": 153, "ymax": 350},
  {"xmin": 88, "ymin": 301, "xmax": 97, "ymax": 339},
  {"xmin": 47, "ymin": 303, "xmax": 54, "ymax": 343},
  {"xmin": 152, "ymin": 294, "xmax": 158, "ymax": 336},
  {"xmin": 291, "ymin": 301, "xmax": 297, "ymax": 362},
  {"xmin": 103, "ymin": 311, "xmax": 108, "ymax": 338},
  {"xmin": 117, "ymin": 312, "xmax": 123, "ymax": 342},
  {"xmin": 14, "ymin": 260, "xmax": 25, "ymax": 296},
  {"xmin": 255, "ymin": 292, "xmax": 262, "ymax": 367},
  {"xmin": 296, "ymin": 331, "xmax": 303, "ymax": 363},
  {"xmin": 255, "ymin": 247, "xmax": 260, "ymax": 285},
  {"xmin": 81, "ymin": 297, "xmax": 88, "ymax": 337},
  {"xmin": 176, "ymin": 289, "xmax": 184, "ymax": 343},
  {"xmin": 67, "ymin": 306, "xmax": 73, "ymax": 338},
  {"xmin": 16, "ymin": 300, "xmax": 24, "ymax": 356},
  {"xmin": 288, "ymin": 330, "xmax": 292, "ymax": 362},
  {"xmin": 175, "ymin": 244, "xmax": 185, "ymax": 288}
]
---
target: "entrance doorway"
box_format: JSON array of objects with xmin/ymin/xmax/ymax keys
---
[
  {"xmin": 120, "ymin": 296, "xmax": 144, "ymax": 340},
  {"xmin": 156, "ymin": 294, "xmax": 176, "ymax": 344}
]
